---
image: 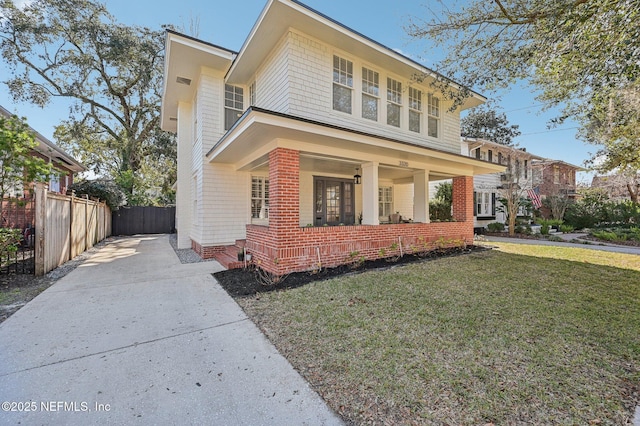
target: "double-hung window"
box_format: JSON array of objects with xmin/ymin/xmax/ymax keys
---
[
  {"xmin": 427, "ymin": 94, "xmax": 440, "ymax": 138},
  {"xmin": 225, "ymin": 84, "xmax": 244, "ymax": 130},
  {"xmin": 361, "ymin": 67, "xmax": 379, "ymax": 121},
  {"xmin": 251, "ymin": 177, "xmax": 269, "ymax": 220},
  {"xmin": 378, "ymin": 186, "xmax": 393, "ymax": 219},
  {"xmin": 387, "ymin": 78, "xmax": 402, "ymax": 127},
  {"xmin": 408, "ymin": 87, "xmax": 422, "ymax": 133},
  {"xmin": 332, "ymin": 55, "xmax": 353, "ymax": 114}
]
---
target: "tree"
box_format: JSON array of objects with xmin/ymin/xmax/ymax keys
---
[
  {"xmin": 0, "ymin": 113, "xmax": 52, "ymax": 219},
  {"xmin": 70, "ymin": 178, "xmax": 126, "ymax": 210},
  {"xmin": 429, "ymin": 182, "xmax": 453, "ymax": 221},
  {"xmin": 0, "ymin": 0, "xmax": 176, "ymax": 204},
  {"xmin": 407, "ymin": 0, "xmax": 639, "ymax": 173},
  {"xmin": 497, "ymin": 151, "xmax": 534, "ymax": 235},
  {"xmin": 461, "ymin": 106, "xmax": 521, "ymax": 145}
]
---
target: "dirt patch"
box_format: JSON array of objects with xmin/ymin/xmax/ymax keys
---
[{"xmin": 214, "ymin": 245, "xmax": 487, "ymax": 297}]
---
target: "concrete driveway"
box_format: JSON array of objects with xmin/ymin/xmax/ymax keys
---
[{"xmin": 0, "ymin": 235, "xmax": 342, "ymax": 425}]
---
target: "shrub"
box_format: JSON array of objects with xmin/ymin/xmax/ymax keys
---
[
  {"xmin": 559, "ymin": 224, "xmax": 575, "ymax": 233},
  {"xmin": 70, "ymin": 179, "xmax": 127, "ymax": 210},
  {"xmin": 429, "ymin": 198, "xmax": 452, "ymax": 221},
  {"xmin": 0, "ymin": 228, "xmax": 22, "ymax": 262},
  {"xmin": 487, "ymin": 222, "xmax": 505, "ymax": 232}
]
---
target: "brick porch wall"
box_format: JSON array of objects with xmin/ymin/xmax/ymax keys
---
[
  {"xmin": 191, "ymin": 239, "xmax": 225, "ymax": 259},
  {"xmin": 246, "ymin": 221, "xmax": 473, "ymax": 275}
]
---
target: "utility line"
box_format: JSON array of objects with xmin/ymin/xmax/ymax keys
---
[{"xmin": 520, "ymin": 126, "xmax": 579, "ymax": 136}]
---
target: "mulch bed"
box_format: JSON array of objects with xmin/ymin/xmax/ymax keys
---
[{"xmin": 214, "ymin": 245, "xmax": 488, "ymax": 297}]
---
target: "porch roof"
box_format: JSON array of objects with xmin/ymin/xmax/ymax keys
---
[{"xmin": 206, "ymin": 107, "xmax": 505, "ymax": 181}]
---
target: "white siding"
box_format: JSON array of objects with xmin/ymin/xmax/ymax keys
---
[
  {"xmin": 394, "ymin": 183, "xmax": 414, "ymax": 221},
  {"xmin": 255, "ymin": 33, "xmax": 291, "ymax": 113},
  {"xmin": 285, "ymin": 29, "xmax": 462, "ymax": 154}
]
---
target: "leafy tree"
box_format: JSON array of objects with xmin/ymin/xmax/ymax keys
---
[
  {"xmin": 0, "ymin": 113, "xmax": 52, "ymax": 219},
  {"xmin": 70, "ymin": 178, "xmax": 126, "ymax": 210},
  {"xmin": 496, "ymin": 151, "xmax": 534, "ymax": 235},
  {"xmin": 461, "ymin": 106, "xmax": 521, "ymax": 146},
  {"xmin": 407, "ymin": 0, "xmax": 639, "ymax": 174},
  {"xmin": 0, "ymin": 0, "xmax": 176, "ymax": 204},
  {"xmin": 429, "ymin": 182, "xmax": 453, "ymax": 221}
]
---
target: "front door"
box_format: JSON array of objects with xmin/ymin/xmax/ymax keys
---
[{"xmin": 314, "ymin": 177, "xmax": 355, "ymax": 226}]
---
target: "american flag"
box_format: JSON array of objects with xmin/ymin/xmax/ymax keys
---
[{"xmin": 527, "ymin": 187, "xmax": 542, "ymax": 209}]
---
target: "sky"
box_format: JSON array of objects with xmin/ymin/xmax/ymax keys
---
[{"xmin": 1, "ymin": 0, "xmax": 597, "ymax": 183}]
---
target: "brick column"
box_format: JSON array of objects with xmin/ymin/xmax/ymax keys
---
[
  {"xmin": 452, "ymin": 176, "xmax": 474, "ymax": 222},
  {"xmin": 268, "ymin": 148, "xmax": 300, "ymax": 231}
]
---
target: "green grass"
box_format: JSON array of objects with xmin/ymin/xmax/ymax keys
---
[{"xmin": 238, "ymin": 246, "xmax": 640, "ymax": 425}]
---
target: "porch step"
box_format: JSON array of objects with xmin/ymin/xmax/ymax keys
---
[{"xmin": 211, "ymin": 244, "xmax": 246, "ymax": 270}]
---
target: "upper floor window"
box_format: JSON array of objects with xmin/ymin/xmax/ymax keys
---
[
  {"xmin": 553, "ymin": 166, "xmax": 560, "ymax": 184},
  {"xmin": 427, "ymin": 94, "xmax": 440, "ymax": 138},
  {"xmin": 249, "ymin": 81, "xmax": 256, "ymax": 106},
  {"xmin": 224, "ymin": 84, "xmax": 243, "ymax": 130},
  {"xmin": 333, "ymin": 55, "xmax": 353, "ymax": 114},
  {"xmin": 408, "ymin": 87, "xmax": 422, "ymax": 133},
  {"xmin": 387, "ymin": 77, "xmax": 402, "ymax": 127},
  {"xmin": 362, "ymin": 67, "xmax": 379, "ymax": 121}
]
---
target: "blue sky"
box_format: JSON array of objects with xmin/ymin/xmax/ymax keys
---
[{"xmin": 2, "ymin": 0, "xmax": 596, "ymax": 182}]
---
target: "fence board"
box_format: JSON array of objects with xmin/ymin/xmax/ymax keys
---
[
  {"xmin": 34, "ymin": 184, "xmax": 112, "ymax": 276},
  {"xmin": 112, "ymin": 206, "xmax": 175, "ymax": 235}
]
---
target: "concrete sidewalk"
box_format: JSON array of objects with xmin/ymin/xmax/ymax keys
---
[
  {"xmin": 0, "ymin": 235, "xmax": 342, "ymax": 425},
  {"xmin": 483, "ymin": 234, "xmax": 640, "ymax": 255}
]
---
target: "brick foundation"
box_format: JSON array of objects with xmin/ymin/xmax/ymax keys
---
[{"xmin": 191, "ymin": 239, "xmax": 225, "ymax": 259}]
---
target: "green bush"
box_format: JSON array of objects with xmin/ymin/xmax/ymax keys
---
[
  {"xmin": 0, "ymin": 228, "xmax": 22, "ymax": 260},
  {"xmin": 429, "ymin": 199, "xmax": 452, "ymax": 221},
  {"xmin": 559, "ymin": 224, "xmax": 575, "ymax": 233},
  {"xmin": 70, "ymin": 179, "xmax": 127, "ymax": 210},
  {"xmin": 487, "ymin": 222, "xmax": 505, "ymax": 232}
]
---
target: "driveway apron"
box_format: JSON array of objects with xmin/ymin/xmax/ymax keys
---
[{"xmin": 0, "ymin": 235, "xmax": 342, "ymax": 425}]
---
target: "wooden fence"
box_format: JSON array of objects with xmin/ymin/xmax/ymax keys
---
[{"xmin": 34, "ymin": 183, "xmax": 112, "ymax": 276}]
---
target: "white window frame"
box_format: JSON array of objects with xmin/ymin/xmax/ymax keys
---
[
  {"xmin": 249, "ymin": 81, "xmax": 256, "ymax": 106},
  {"xmin": 387, "ymin": 77, "xmax": 402, "ymax": 128},
  {"xmin": 427, "ymin": 94, "xmax": 440, "ymax": 138},
  {"xmin": 476, "ymin": 192, "xmax": 494, "ymax": 217},
  {"xmin": 361, "ymin": 67, "xmax": 379, "ymax": 121},
  {"xmin": 251, "ymin": 176, "xmax": 269, "ymax": 223},
  {"xmin": 332, "ymin": 55, "xmax": 353, "ymax": 114},
  {"xmin": 378, "ymin": 186, "xmax": 393, "ymax": 220},
  {"xmin": 408, "ymin": 87, "xmax": 422, "ymax": 133},
  {"xmin": 224, "ymin": 84, "xmax": 244, "ymax": 130}
]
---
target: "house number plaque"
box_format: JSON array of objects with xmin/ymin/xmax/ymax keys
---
[{"xmin": 399, "ymin": 161, "xmax": 409, "ymax": 167}]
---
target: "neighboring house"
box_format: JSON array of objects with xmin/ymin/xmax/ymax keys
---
[
  {"xmin": 531, "ymin": 159, "xmax": 583, "ymax": 207},
  {"xmin": 430, "ymin": 137, "xmax": 543, "ymax": 230},
  {"xmin": 0, "ymin": 105, "xmax": 85, "ymax": 197},
  {"xmin": 160, "ymin": 0, "xmax": 504, "ymax": 275}
]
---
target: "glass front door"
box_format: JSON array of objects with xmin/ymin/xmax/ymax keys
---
[{"xmin": 314, "ymin": 177, "xmax": 355, "ymax": 226}]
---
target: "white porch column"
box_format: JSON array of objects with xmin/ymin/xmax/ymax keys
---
[
  {"xmin": 413, "ymin": 169, "xmax": 430, "ymax": 223},
  {"xmin": 362, "ymin": 161, "xmax": 379, "ymax": 225},
  {"xmin": 176, "ymin": 101, "xmax": 193, "ymax": 249}
]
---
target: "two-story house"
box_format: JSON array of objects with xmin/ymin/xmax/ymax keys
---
[
  {"xmin": 460, "ymin": 138, "xmax": 543, "ymax": 230},
  {"xmin": 531, "ymin": 159, "xmax": 584, "ymax": 218},
  {"xmin": 161, "ymin": 0, "xmax": 504, "ymax": 275}
]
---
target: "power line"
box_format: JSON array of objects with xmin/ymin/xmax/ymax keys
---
[
  {"xmin": 503, "ymin": 103, "xmax": 547, "ymax": 113},
  {"xmin": 520, "ymin": 126, "xmax": 579, "ymax": 136}
]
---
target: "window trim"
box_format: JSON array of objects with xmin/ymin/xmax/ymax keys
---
[
  {"xmin": 378, "ymin": 186, "xmax": 393, "ymax": 221},
  {"xmin": 408, "ymin": 86, "xmax": 422, "ymax": 133},
  {"xmin": 251, "ymin": 176, "xmax": 269, "ymax": 223},
  {"xmin": 361, "ymin": 66, "xmax": 379, "ymax": 121},
  {"xmin": 332, "ymin": 54, "xmax": 353, "ymax": 114},
  {"xmin": 386, "ymin": 77, "xmax": 402, "ymax": 128},
  {"xmin": 224, "ymin": 84, "xmax": 244, "ymax": 131},
  {"xmin": 427, "ymin": 93, "xmax": 440, "ymax": 138}
]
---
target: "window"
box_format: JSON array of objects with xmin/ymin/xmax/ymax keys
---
[
  {"xmin": 427, "ymin": 94, "xmax": 440, "ymax": 138},
  {"xmin": 251, "ymin": 177, "xmax": 269, "ymax": 219},
  {"xmin": 49, "ymin": 174, "xmax": 61, "ymax": 193},
  {"xmin": 475, "ymin": 192, "xmax": 495, "ymax": 217},
  {"xmin": 387, "ymin": 78, "xmax": 402, "ymax": 127},
  {"xmin": 378, "ymin": 186, "xmax": 393, "ymax": 219},
  {"xmin": 332, "ymin": 55, "xmax": 353, "ymax": 114},
  {"xmin": 361, "ymin": 67, "xmax": 379, "ymax": 121},
  {"xmin": 553, "ymin": 166, "xmax": 560, "ymax": 184},
  {"xmin": 488, "ymin": 150, "xmax": 493, "ymax": 163},
  {"xmin": 524, "ymin": 160, "xmax": 528, "ymax": 179},
  {"xmin": 408, "ymin": 87, "xmax": 422, "ymax": 133},
  {"xmin": 249, "ymin": 81, "xmax": 256, "ymax": 106},
  {"xmin": 224, "ymin": 84, "xmax": 243, "ymax": 130}
]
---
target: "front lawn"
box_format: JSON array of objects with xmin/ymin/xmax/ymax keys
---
[{"xmin": 237, "ymin": 244, "xmax": 640, "ymax": 424}]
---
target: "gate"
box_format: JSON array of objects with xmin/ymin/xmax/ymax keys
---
[
  {"xmin": 1, "ymin": 197, "xmax": 35, "ymax": 274},
  {"xmin": 112, "ymin": 206, "xmax": 176, "ymax": 236}
]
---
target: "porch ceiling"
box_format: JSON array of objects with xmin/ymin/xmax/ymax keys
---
[{"xmin": 207, "ymin": 107, "xmax": 506, "ymax": 178}]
